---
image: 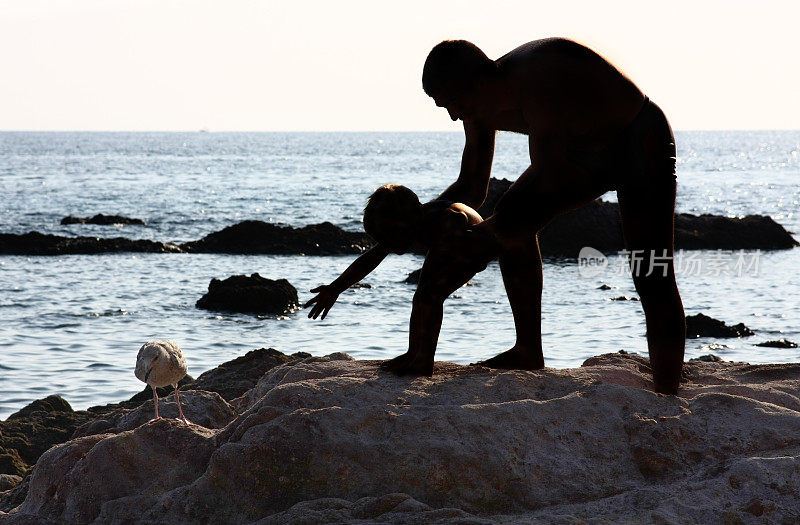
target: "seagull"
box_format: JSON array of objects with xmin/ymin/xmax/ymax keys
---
[{"xmin": 134, "ymin": 340, "xmax": 189, "ymax": 422}]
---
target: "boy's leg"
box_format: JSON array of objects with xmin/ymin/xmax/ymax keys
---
[{"xmin": 382, "ymin": 251, "xmax": 484, "ymax": 376}]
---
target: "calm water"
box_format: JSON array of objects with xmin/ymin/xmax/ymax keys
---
[{"xmin": 1, "ymin": 131, "xmax": 799, "ymax": 418}]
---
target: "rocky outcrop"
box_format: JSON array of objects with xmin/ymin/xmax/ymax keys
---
[
  {"xmin": 196, "ymin": 273, "xmax": 299, "ymax": 315},
  {"xmin": 186, "ymin": 348, "xmax": 311, "ymax": 401},
  {"xmin": 686, "ymin": 313, "xmax": 755, "ymax": 338},
  {"xmin": 755, "ymin": 339, "xmax": 798, "ymax": 348},
  {"xmin": 479, "ymin": 178, "xmax": 799, "ymax": 255},
  {"xmin": 6, "ymin": 352, "xmax": 800, "ymax": 523},
  {"xmin": 0, "ymin": 396, "xmax": 93, "ymax": 477},
  {"xmin": 181, "ymin": 220, "xmax": 371, "ymax": 255},
  {"xmin": 0, "ymin": 232, "xmax": 180, "ymax": 255},
  {"xmin": 72, "ymin": 391, "xmax": 235, "ymax": 439},
  {"xmin": 60, "ymin": 214, "xmax": 145, "ymax": 226}
]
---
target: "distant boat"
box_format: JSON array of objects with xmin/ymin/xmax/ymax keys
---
[{"xmin": 199, "ymin": 128, "xmax": 209, "ymax": 133}]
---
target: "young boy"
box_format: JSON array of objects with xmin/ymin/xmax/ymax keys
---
[{"xmin": 304, "ymin": 184, "xmax": 500, "ymax": 375}]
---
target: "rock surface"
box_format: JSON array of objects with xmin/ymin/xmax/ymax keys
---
[
  {"xmin": 6, "ymin": 352, "xmax": 800, "ymax": 523},
  {"xmin": 686, "ymin": 313, "xmax": 755, "ymax": 338},
  {"xmin": 0, "ymin": 232, "xmax": 181, "ymax": 255},
  {"xmin": 196, "ymin": 273, "xmax": 299, "ymax": 315},
  {"xmin": 60, "ymin": 214, "xmax": 146, "ymax": 226},
  {"xmin": 181, "ymin": 220, "xmax": 371, "ymax": 255}
]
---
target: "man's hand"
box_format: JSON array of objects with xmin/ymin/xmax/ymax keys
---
[{"xmin": 304, "ymin": 285, "xmax": 341, "ymax": 320}]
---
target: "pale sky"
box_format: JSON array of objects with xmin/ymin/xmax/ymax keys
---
[{"xmin": 1, "ymin": 0, "xmax": 798, "ymax": 131}]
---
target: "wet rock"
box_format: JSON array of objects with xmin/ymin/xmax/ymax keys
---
[
  {"xmin": 60, "ymin": 214, "xmax": 145, "ymax": 226},
  {"xmin": 755, "ymin": 339, "xmax": 798, "ymax": 348},
  {"xmin": 349, "ymin": 282, "xmax": 372, "ymax": 289},
  {"xmin": 686, "ymin": 313, "xmax": 755, "ymax": 338},
  {"xmin": 196, "ymin": 273, "xmax": 299, "ymax": 315},
  {"xmin": 404, "ymin": 268, "xmax": 421, "ymax": 284},
  {"xmin": 182, "ymin": 220, "xmax": 371, "ymax": 255},
  {"xmin": 8, "ymin": 353, "xmax": 800, "ymax": 522},
  {"xmin": 598, "ymin": 284, "xmax": 613, "ymax": 290},
  {"xmin": 610, "ymin": 295, "xmax": 640, "ymax": 301},
  {"xmin": 478, "ymin": 178, "xmax": 799, "ymax": 255},
  {"xmin": 0, "ymin": 396, "xmax": 93, "ymax": 476},
  {"xmin": 0, "ymin": 232, "xmax": 181, "ymax": 255}
]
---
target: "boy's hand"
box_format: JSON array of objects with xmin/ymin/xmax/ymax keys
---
[{"xmin": 304, "ymin": 285, "xmax": 340, "ymax": 320}]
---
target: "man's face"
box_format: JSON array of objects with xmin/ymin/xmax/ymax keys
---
[{"xmin": 431, "ymin": 83, "xmax": 489, "ymax": 122}]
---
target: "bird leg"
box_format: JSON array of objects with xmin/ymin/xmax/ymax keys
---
[
  {"xmin": 151, "ymin": 385, "xmax": 161, "ymax": 420},
  {"xmin": 173, "ymin": 385, "xmax": 192, "ymax": 424}
]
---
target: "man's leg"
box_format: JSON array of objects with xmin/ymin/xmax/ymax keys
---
[
  {"xmin": 617, "ymin": 132, "xmax": 685, "ymax": 394},
  {"xmin": 472, "ymin": 234, "xmax": 544, "ymax": 369},
  {"xmin": 474, "ymin": 163, "xmax": 610, "ymax": 369}
]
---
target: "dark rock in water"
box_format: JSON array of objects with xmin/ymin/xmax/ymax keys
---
[
  {"xmin": 196, "ymin": 273, "xmax": 299, "ymax": 315},
  {"xmin": 685, "ymin": 313, "xmax": 755, "ymax": 338},
  {"xmin": 598, "ymin": 284, "xmax": 613, "ymax": 290},
  {"xmin": 689, "ymin": 354, "xmax": 723, "ymax": 362},
  {"xmin": 610, "ymin": 296, "xmax": 640, "ymax": 301},
  {"xmin": 404, "ymin": 269, "xmax": 422, "ymax": 284},
  {"xmin": 478, "ymin": 178, "xmax": 799, "ymax": 256},
  {"xmin": 755, "ymin": 339, "xmax": 798, "ymax": 349},
  {"xmin": 61, "ymin": 214, "xmax": 146, "ymax": 226},
  {"xmin": 349, "ymin": 282, "xmax": 372, "ymax": 289},
  {"xmin": 0, "ymin": 232, "xmax": 181, "ymax": 255},
  {"xmin": 182, "ymin": 220, "xmax": 371, "ymax": 255},
  {"xmin": 0, "ymin": 395, "xmax": 92, "ymax": 476}
]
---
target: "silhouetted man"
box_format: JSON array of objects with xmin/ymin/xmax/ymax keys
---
[{"xmin": 423, "ymin": 38, "xmax": 685, "ymax": 394}]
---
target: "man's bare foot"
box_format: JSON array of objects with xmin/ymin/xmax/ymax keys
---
[
  {"xmin": 471, "ymin": 346, "xmax": 544, "ymax": 370},
  {"xmin": 380, "ymin": 352, "xmax": 434, "ymax": 376}
]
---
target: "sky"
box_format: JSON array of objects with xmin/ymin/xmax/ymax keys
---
[{"xmin": 1, "ymin": 0, "xmax": 798, "ymax": 131}]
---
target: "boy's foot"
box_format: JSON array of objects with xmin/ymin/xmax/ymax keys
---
[
  {"xmin": 471, "ymin": 346, "xmax": 544, "ymax": 370},
  {"xmin": 381, "ymin": 351, "xmax": 434, "ymax": 376}
]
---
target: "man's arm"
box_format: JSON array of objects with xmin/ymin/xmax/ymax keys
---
[
  {"xmin": 305, "ymin": 244, "xmax": 390, "ymax": 319},
  {"xmin": 436, "ymin": 120, "xmax": 496, "ymax": 209}
]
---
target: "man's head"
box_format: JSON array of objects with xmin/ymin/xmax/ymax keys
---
[
  {"xmin": 363, "ymin": 184, "xmax": 423, "ymax": 254},
  {"xmin": 422, "ymin": 40, "xmax": 497, "ymax": 121}
]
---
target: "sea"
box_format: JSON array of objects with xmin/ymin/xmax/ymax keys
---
[{"xmin": 1, "ymin": 130, "xmax": 798, "ymax": 419}]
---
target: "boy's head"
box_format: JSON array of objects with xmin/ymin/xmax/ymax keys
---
[{"xmin": 364, "ymin": 184, "xmax": 423, "ymax": 254}]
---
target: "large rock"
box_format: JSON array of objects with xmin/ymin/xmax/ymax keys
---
[
  {"xmin": 686, "ymin": 313, "xmax": 755, "ymax": 338},
  {"xmin": 60, "ymin": 214, "xmax": 146, "ymax": 226},
  {"xmin": 196, "ymin": 273, "xmax": 299, "ymax": 315},
  {"xmin": 479, "ymin": 178, "xmax": 799, "ymax": 255},
  {"xmin": 0, "ymin": 232, "xmax": 180, "ymax": 255},
  {"xmin": 6, "ymin": 352, "xmax": 800, "ymax": 523},
  {"xmin": 182, "ymin": 220, "xmax": 371, "ymax": 255}
]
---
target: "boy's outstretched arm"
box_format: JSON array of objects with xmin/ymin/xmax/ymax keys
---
[{"xmin": 305, "ymin": 244, "xmax": 391, "ymax": 320}]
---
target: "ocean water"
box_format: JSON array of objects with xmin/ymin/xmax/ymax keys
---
[{"xmin": 1, "ymin": 130, "xmax": 798, "ymax": 419}]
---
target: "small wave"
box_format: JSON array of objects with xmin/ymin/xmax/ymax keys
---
[{"xmin": 86, "ymin": 362, "xmax": 114, "ymax": 369}]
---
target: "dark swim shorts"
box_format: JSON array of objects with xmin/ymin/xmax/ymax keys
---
[{"xmin": 567, "ymin": 97, "xmax": 677, "ymax": 196}]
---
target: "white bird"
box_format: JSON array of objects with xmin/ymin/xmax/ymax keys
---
[{"xmin": 135, "ymin": 340, "xmax": 189, "ymax": 422}]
